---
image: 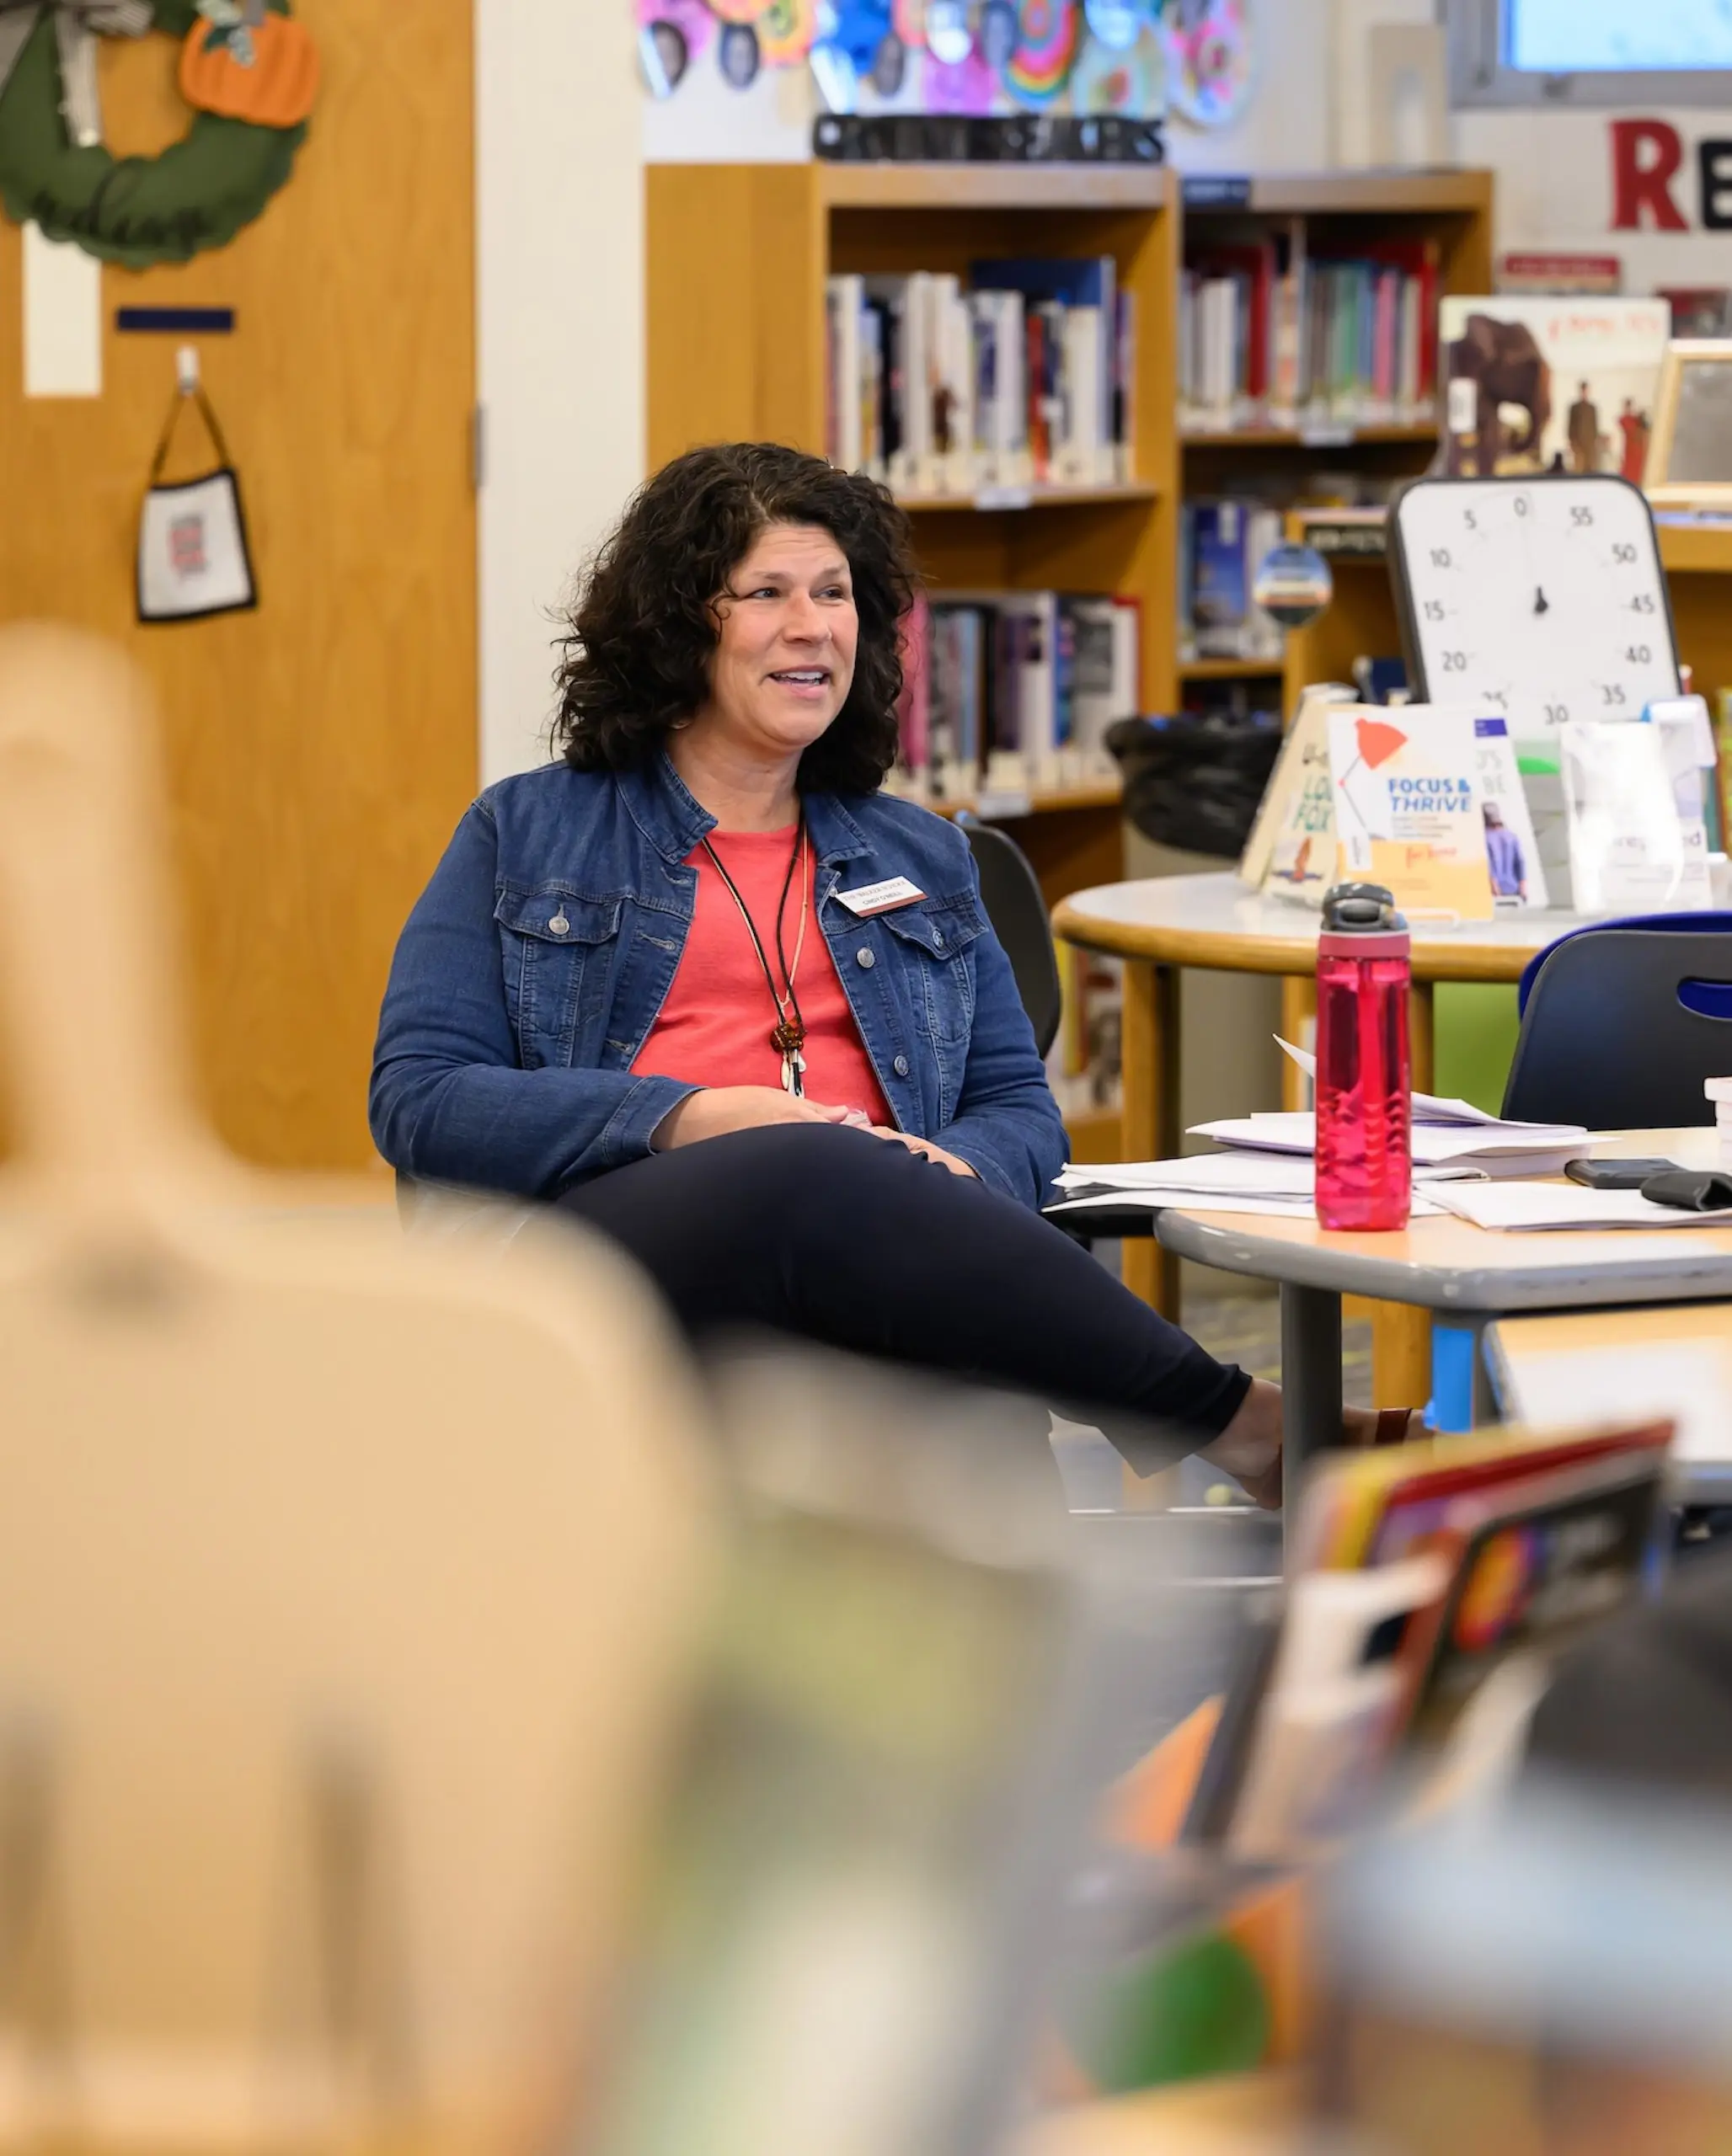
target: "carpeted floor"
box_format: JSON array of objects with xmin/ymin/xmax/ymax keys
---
[
  {"xmin": 1187, "ymin": 1285, "xmax": 1375, "ymax": 1406},
  {"xmin": 1061, "ymin": 1282, "xmax": 1377, "ymax": 1768},
  {"xmin": 1052, "ymin": 1262, "xmax": 1375, "ymax": 1510}
]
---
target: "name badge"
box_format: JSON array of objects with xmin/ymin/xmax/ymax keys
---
[{"xmin": 835, "ymin": 875, "xmax": 927, "ymax": 917}]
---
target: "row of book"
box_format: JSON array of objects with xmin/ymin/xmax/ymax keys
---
[
  {"xmin": 1050, "ymin": 947, "xmax": 1124, "ymax": 1124},
  {"xmin": 889, "ymin": 589, "xmax": 1141, "ymax": 800},
  {"xmin": 1180, "ymin": 498, "xmax": 1286, "ymax": 663},
  {"xmin": 1179, "ymin": 227, "xmax": 1441, "ymax": 434},
  {"xmin": 826, "ymin": 257, "xmax": 1135, "ymax": 496}
]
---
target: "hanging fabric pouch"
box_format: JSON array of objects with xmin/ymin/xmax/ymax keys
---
[{"xmin": 136, "ymin": 382, "xmax": 258, "ymax": 625}]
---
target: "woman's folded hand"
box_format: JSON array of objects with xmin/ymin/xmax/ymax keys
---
[
  {"xmin": 652, "ymin": 1086, "xmax": 853, "ymax": 1150},
  {"xmin": 867, "ymin": 1127, "xmax": 980, "ymax": 1178}
]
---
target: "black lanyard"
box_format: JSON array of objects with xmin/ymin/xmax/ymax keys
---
[{"xmin": 700, "ymin": 814, "xmax": 809, "ymax": 1094}]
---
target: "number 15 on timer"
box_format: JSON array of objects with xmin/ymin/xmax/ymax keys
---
[{"xmin": 1390, "ymin": 473, "xmax": 1678, "ymax": 743}]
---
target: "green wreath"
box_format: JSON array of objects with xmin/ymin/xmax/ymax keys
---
[{"xmin": 0, "ymin": 2, "xmax": 313, "ymax": 270}]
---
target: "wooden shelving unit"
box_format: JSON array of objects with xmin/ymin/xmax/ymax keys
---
[
  {"xmin": 1178, "ymin": 168, "xmax": 1494, "ymax": 704},
  {"xmin": 1656, "ymin": 519, "xmax": 1732, "ymax": 576},
  {"xmin": 1181, "ymin": 423, "xmax": 1443, "ymax": 450},
  {"xmin": 1200, "ymin": 169, "xmax": 1494, "ymax": 217},
  {"xmin": 1179, "ymin": 656, "xmax": 1283, "ymax": 682},
  {"xmin": 1282, "ymin": 505, "xmax": 1732, "ymax": 719},
  {"xmin": 644, "ymin": 161, "xmax": 1496, "ymax": 783},
  {"xmin": 926, "ymin": 780, "xmax": 1125, "ymax": 819},
  {"xmin": 895, "ymin": 481, "xmax": 1161, "ymax": 513},
  {"xmin": 647, "ymin": 158, "xmax": 1183, "ymax": 757}
]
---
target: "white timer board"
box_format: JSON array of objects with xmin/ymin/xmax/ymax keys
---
[{"xmin": 1389, "ymin": 474, "xmax": 1681, "ymax": 749}]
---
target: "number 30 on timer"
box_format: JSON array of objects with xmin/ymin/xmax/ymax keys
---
[{"xmin": 1389, "ymin": 473, "xmax": 1678, "ymax": 740}]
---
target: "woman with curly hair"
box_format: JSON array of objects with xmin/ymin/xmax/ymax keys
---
[{"xmin": 372, "ymin": 443, "xmax": 1407, "ymax": 1500}]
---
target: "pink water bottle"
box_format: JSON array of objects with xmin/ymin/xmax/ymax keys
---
[{"xmin": 1315, "ymin": 883, "xmax": 1412, "ymax": 1231}]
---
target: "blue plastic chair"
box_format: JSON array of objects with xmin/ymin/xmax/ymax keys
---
[
  {"xmin": 1516, "ymin": 912, "xmax": 1732, "ymax": 1017},
  {"xmin": 1505, "ymin": 923, "xmax": 1732, "ymax": 1126}
]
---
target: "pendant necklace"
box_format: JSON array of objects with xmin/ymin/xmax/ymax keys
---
[{"xmin": 700, "ymin": 814, "xmax": 810, "ymax": 1094}]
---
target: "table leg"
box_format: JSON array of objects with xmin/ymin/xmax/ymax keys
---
[
  {"xmin": 1120, "ymin": 958, "xmax": 1180, "ymax": 1321},
  {"xmin": 1279, "ymin": 977, "xmax": 1316, "ymax": 1111},
  {"xmin": 1280, "ymin": 1282, "xmax": 1343, "ymax": 1538},
  {"xmin": 1409, "ymin": 979, "xmax": 1435, "ymax": 1092},
  {"xmin": 1430, "ymin": 1315, "xmax": 1495, "ymax": 1433},
  {"xmin": 1367, "ymin": 979, "xmax": 1437, "ymax": 1412}
]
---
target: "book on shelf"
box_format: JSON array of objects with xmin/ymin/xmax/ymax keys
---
[
  {"xmin": 1437, "ymin": 295, "xmax": 1671, "ymax": 483},
  {"xmin": 1291, "ymin": 504, "xmax": 1390, "ymax": 558},
  {"xmin": 1351, "ymin": 654, "xmax": 1409, "ymax": 707},
  {"xmin": 1181, "ymin": 499, "xmax": 1285, "ymax": 662},
  {"xmin": 1497, "ymin": 252, "xmax": 1623, "ymax": 297},
  {"xmin": 1050, "ymin": 946, "xmax": 1124, "ymax": 1124},
  {"xmin": 1179, "ymin": 222, "xmax": 1439, "ymax": 435},
  {"xmin": 1714, "ymin": 691, "xmax": 1732, "ymax": 854},
  {"xmin": 1655, "ymin": 286, "xmax": 1732, "ymax": 339},
  {"xmin": 825, "ymin": 257, "xmax": 1134, "ymax": 496},
  {"xmin": 889, "ymin": 588, "xmax": 1140, "ymax": 802}
]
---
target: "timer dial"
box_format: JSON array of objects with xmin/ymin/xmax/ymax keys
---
[{"xmin": 1389, "ymin": 475, "xmax": 1678, "ymax": 744}]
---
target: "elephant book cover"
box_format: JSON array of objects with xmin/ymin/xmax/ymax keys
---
[{"xmin": 1438, "ymin": 297, "xmax": 1671, "ymax": 484}]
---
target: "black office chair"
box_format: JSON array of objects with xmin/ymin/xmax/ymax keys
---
[
  {"xmin": 954, "ymin": 813, "xmax": 1063, "ymax": 1058},
  {"xmin": 1503, "ymin": 927, "xmax": 1732, "ymax": 1127},
  {"xmin": 955, "ymin": 813, "xmax": 1155, "ymax": 1239}
]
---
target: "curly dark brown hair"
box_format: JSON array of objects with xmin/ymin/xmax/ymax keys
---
[{"xmin": 552, "ymin": 443, "xmax": 920, "ymax": 795}]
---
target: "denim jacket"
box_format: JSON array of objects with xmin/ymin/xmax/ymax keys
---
[{"xmin": 370, "ymin": 757, "xmax": 1070, "ymax": 1209}]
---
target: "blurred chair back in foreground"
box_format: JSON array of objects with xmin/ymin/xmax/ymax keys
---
[{"xmin": 0, "ymin": 627, "xmax": 713, "ymax": 2154}]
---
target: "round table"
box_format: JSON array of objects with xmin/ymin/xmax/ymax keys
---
[
  {"xmin": 1052, "ymin": 869, "xmax": 1586, "ymax": 983},
  {"xmin": 1051, "ymin": 871, "xmax": 1584, "ymax": 1396}
]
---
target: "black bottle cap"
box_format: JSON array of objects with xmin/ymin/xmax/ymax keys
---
[{"xmin": 1321, "ymin": 883, "xmax": 1407, "ymax": 933}]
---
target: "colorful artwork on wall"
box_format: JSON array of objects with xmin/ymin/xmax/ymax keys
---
[
  {"xmin": 634, "ymin": 0, "xmax": 1248, "ymax": 124},
  {"xmin": 1162, "ymin": 0, "xmax": 1253, "ymax": 129},
  {"xmin": 1003, "ymin": 0, "xmax": 1082, "ymax": 109}
]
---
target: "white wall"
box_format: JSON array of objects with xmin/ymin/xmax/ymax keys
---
[
  {"xmin": 476, "ymin": 0, "xmax": 644, "ymax": 782},
  {"xmin": 1457, "ymin": 105, "xmax": 1732, "ymax": 286},
  {"xmin": 473, "ymin": 3, "xmax": 1329, "ymax": 783}
]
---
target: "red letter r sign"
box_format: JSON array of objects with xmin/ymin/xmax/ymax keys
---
[{"xmin": 1612, "ymin": 118, "xmax": 1689, "ymax": 230}]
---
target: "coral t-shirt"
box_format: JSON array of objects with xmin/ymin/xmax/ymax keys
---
[{"xmin": 632, "ymin": 826, "xmax": 894, "ymax": 1123}]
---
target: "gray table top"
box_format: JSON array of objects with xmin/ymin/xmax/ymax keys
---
[{"xmin": 1154, "ymin": 1130, "xmax": 1732, "ymax": 1315}]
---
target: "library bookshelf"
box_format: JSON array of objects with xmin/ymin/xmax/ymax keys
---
[
  {"xmin": 1177, "ymin": 168, "xmax": 1494, "ymax": 687},
  {"xmin": 646, "ymin": 158, "xmax": 1183, "ymax": 863},
  {"xmin": 646, "ymin": 158, "xmax": 1496, "ymax": 736},
  {"xmin": 1281, "ymin": 508, "xmax": 1732, "ymax": 730}
]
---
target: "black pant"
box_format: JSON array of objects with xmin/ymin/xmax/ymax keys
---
[{"xmin": 555, "ymin": 1124, "xmax": 1249, "ymax": 1475}]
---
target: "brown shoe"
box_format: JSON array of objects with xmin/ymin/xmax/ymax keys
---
[{"xmin": 1372, "ymin": 1407, "xmax": 1424, "ymax": 1447}]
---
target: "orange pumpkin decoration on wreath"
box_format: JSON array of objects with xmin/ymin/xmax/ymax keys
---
[{"xmin": 179, "ymin": 2, "xmax": 319, "ymax": 131}]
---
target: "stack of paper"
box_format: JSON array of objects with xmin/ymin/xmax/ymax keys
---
[
  {"xmin": 1049, "ymin": 1150, "xmax": 1462, "ymax": 1221},
  {"xmin": 1046, "ymin": 1034, "xmax": 1596, "ymax": 1220},
  {"xmin": 1427, "ymin": 1182, "xmax": 1732, "ymax": 1233},
  {"xmin": 1259, "ymin": 1040, "xmax": 1590, "ymax": 1176},
  {"xmin": 1189, "ymin": 1113, "xmax": 1589, "ymax": 1179}
]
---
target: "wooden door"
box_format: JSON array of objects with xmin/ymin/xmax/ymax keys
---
[{"xmin": 0, "ymin": 2, "xmax": 477, "ymax": 1172}]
